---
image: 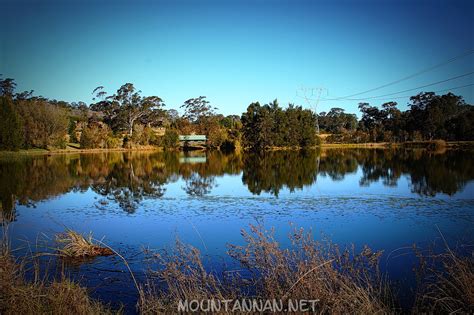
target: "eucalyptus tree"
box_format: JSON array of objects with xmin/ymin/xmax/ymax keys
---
[
  {"xmin": 91, "ymin": 83, "xmax": 165, "ymax": 137},
  {"xmin": 0, "ymin": 76, "xmax": 16, "ymax": 97}
]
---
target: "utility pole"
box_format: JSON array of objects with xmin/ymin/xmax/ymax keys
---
[{"xmin": 297, "ymin": 86, "xmax": 327, "ymax": 134}]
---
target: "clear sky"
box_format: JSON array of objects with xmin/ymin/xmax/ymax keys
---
[{"xmin": 1, "ymin": 0, "xmax": 473, "ymax": 116}]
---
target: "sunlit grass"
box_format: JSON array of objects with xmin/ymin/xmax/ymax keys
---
[{"xmin": 56, "ymin": 230, "xmax": 113, "ymax": 258}]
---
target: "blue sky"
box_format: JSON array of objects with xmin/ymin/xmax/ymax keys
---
[{"xmin": 1, "ymin": 0, "xmax": 473, "ymax": 116}]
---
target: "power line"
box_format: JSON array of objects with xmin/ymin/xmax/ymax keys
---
[
  {"xmin": 296, "ymin": 86, "xmax": 327, "ymax": 134},
  {"xmin": 320, "ymin": 71, "xmax": 474, "ymax": 101},
  {"xmin": 326, "ymin": 49, "xmax": 474, "ymax": 100},
  {"xmin": 339, "ymin": 83, "xmax": 474, "ymax": 101}
]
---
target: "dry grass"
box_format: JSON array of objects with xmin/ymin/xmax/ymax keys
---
[
  {"xmin": 413, "ymin": 232, "xmax": 474, "ymax": 313},
  {"xmin": 138, "ymin": 239, "xmax": 240, "ymax": 313},
  {"xmin": 2, "ymin": 224, "xmax": 473, "ymax": 314},
  {"xmin": 139, "ymin": 225, "xmax": 395, "ymax": 314},
  {"xmin": 56, "ymin": 229, "xmax": 114, "ymax": 258},
  {"xmin": 0, "ymin": 229, "xmax": 120, "ymax": 315}
]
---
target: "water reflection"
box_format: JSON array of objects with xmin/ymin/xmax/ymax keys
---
[{"xmin": 1, "ymin": 148, "xmax": 473, "ymax": 220}]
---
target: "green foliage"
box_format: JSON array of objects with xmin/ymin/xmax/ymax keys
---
[
  {"xmin": 353, "ymin": 92, "xmax": 474, "ymax": 142},
  {"xmin": 180, "ymin": 96, "xmax": 216, "ymax": 124},
  {"xmin": 106, "ymin": 136, "xmax": 121, "ymax": 149},
  {"xmin": 0, "ymin": 97, "xmax": 23, "ymax": 150},
  {"xmin": 162, "ymin": 129, "xmax": 180, "ymax": 150},
  {"xmin": 17, "ymin": 99, "xmax": 69, "ymax": 149},
  {"xmin": 80, "ymin": 122, "xmax": 110, "ymax": 149},
  {"xmin": 0, "ymin": 77, "xmax": 17, "ymax": 97},
  {"xmin": 68, "ymin": 119, "xmax": 79, "ymax": 143},
  {"xmin": 446, "ymin": 106, "xmax": 474, "ymax": 140},
  {"xmin": 131, "ymin": 123, "xmax": 145, "ymax": 144},
  {"xmin": 319, "ymin": 107, "xmax": 358, "ymax": 133},
  {"xmin": 241, "ymin": 100, "xmax": 318, "ymax": 150},
  {"xmin": 3, "ymin": 75, "xmax": 474, "ymax": 152},
  {"xmin": 129, "ymin": 124, "xmax": 159, "ymax": 145},
  {"xmin": 90, "ymin": 83, "xmax": 164, "ymax": 137}
]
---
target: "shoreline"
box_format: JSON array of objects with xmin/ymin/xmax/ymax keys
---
[
  {"xmin": 1, "ymin": 141, "xmax": 473, "ymax": 156},
  {"xmin": 0, "ymin": 145, "xmax": 164, "ymax": 156}
]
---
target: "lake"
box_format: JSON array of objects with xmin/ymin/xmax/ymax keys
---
[{"xmin": 1, "ymin": 148, "xmax": 473, "ymax": 312}]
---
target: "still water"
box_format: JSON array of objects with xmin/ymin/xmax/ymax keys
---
[{"xmin": 1, "ymin": 149, "xmax": 473, "ymax": 310}]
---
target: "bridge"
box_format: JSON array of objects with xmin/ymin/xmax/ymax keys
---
[{"xmin": 179, "ymin": 135, "xmax": 207, "ymax": 150}]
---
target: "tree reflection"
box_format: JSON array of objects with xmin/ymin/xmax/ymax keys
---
[
  {"xmin": 183, "ymin": 173, "xmax": 215, "ymax": 197},
  {"xmin": 242, "ymin": 150, "xmax": 320, "ymax": 196},
  {"xmin": 1, "ymin": 148, "xmax": 473, "ymax": 220}
]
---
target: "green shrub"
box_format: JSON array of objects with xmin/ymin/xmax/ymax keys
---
[
  {"xmin": 0, "ymin": 97, "xmax": 23, "ymax": 150},
  {"xmin": 106, "ymin": 136, "xmax": 121, "ymax": 149},
  {"xmin": 80, "ymin": 123, "xmax": 109, "ymax": 149},
  {"xmin": 162, "ymin": 129, "xmax": 179, "ymax": 150}
]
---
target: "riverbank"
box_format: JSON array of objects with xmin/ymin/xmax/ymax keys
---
[{"xmin": 1, "ymin": 140, "xmax": 474, "ymax": 156}]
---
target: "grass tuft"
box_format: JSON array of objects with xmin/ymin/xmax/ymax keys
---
[{"xmin": 56, "ymin": 229, "xmax": 114, "ymax": 258}]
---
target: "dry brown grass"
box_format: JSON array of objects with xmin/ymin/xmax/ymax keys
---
[
  {"xmin": 56, "ymin": 229, "xmax": 114, "ymax": 258},
  {"xmin": 139, "ymin": 225, "xmax": 395, "ymax": 314},
  {"xmin": 138, "ymin": 239, "xmax": 241, "ymax": 313},
  {"xmin": 413, "ymin": 232, "xmax": 474, "ymax": 313},
  {"xmin": 2, "ymin": 224, "xmax": 472, "ymax": 314},
  {"xmin": 0, "ymin": 229, "xmax": 120, "ymax": 315}
]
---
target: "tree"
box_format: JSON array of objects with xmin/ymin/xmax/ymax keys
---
[
  {"xmin": 0, "ymin": 77, "xmax": 17, "ymax": 97},
  {"xmin": 241, "ymin": 100, "xmax": 317, "ymax": 150},
  {"xmin": 162, "ymin": 129, "xmax": 180, "ymax": 150},
  {"xmin": 80, "ymin": 121, "xmax": 111, "ymax": 149},
  {"xmin": 17, "ymin": 99, "xmax": 69, "ymax": 149},
  {"xmin": 407, "ymin": 92, "xmax": 467, "ymax": 140},
  {"xmin": 241, "ymin": 102, "xmax": 275, "ymax": 150},
  {"xmin": 319, "ymin": 107, "xmax": 358, "ymax": 133},
  {"xmin": 180, "ymin": 96, "xmax": 216, "ymax": 124},
  {"xmin": 0, "ymin": 97, "xmax": 23, "ymax": 150},
  {"xmin": 164, "ymin": 109, "xmax": 180, "ymax": 127},
  {"xmin": 90, "ymin": 83, "xmax": 165, "ymax": 137}
]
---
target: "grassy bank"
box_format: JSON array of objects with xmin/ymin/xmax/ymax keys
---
[{"xmin": 1, "ymin": 226, "xmax": 473, "ymax": 314}]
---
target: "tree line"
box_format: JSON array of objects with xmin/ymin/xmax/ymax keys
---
[
  {"xmin": 321, "ymin": 93, "xmax": 474, "ymax": 143},
  {"xmin": 0, "ymin": 77, "xmax": 242, "ymax": 151},
  {"xmin": 1, "ymin": 76, "xmax": 473, "ymax": 152}
]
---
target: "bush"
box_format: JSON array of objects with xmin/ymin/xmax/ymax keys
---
[
  {"xmin": 80, "ymin": 123, "xmax": 110, "ymax": 149},
  {"xmin": 0, "ymin": 97, "xmax": 23, "ymax": 150},
  {"xmin": 131, "ymin": 124, "xmax": 145, "ymax": 145},
  {"xmin": 208, "ymin": 126, "xmax": 227, "ymax": 148},
  {"xmin": 17, "ymin": 99, "xmax": 69, "ymax": 149},
  {"xmin": 106, "ymin": 136, "xmax": 121, "ymax": 149},
  {"xmin": 161, "ymin": 129, "xmax": 180, "ymax": 150},
  {"xmin": 54, "ymin": 136, "xmax": 68, "ymax": 149}
]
